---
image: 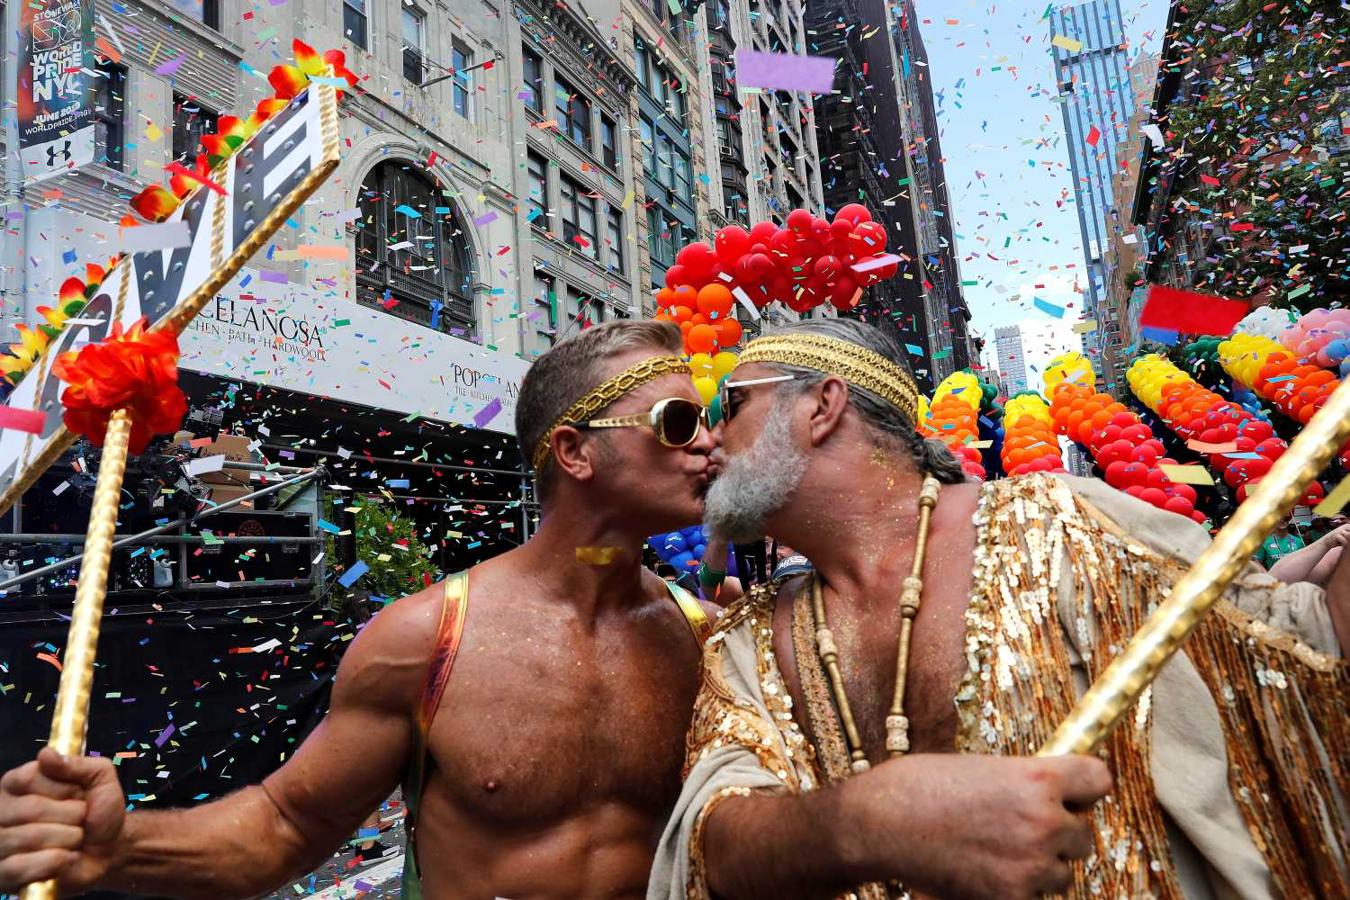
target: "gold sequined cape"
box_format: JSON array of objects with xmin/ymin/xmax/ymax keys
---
[{"xmin": 645, "ymin": 474, "xmax": 1347, "ymax": 900}]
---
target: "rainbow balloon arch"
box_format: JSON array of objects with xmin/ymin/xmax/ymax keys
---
[{"xmin": 634, "ymin": 229, "xmax": 1350, "ymax": 568}]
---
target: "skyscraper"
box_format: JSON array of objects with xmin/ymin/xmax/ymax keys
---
[
  {"xmin": 1050, "ymin": 0, "xmax": 1135, "ymax": 387},
  {"xmin": 994, "ymin": 325, "xmax": 1029, "ymax": 396}
]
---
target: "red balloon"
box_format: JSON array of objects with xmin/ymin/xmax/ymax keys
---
[
  {"xmin": 748, "ymin": 221, "xmax": 778, "ymax": 245},
  {"xmin": 1139, "ymin": 487, "xmax": 1168, "ymax": 508},
  {"xmin": 665, "ymin": 265, "xmax": 689, "ymax": 288},
  {"xmin": 677, "ymin": 242, "xmax": 716, "ymax": 280},
  {"xmin": 1164, "ymin": 496, "xmax": 1194, "ymax": 517},
  {"xmin": 853, "ymin": 220, "xmax": 888, "ymax": 252},
  {"xmin": 786, "ymin": 208, "xmax": 814, "ymax": 232},
  {"xmin": 814, "ymin": 255, "xmax": 842, "ymax": 280},
  {"xmin": 714, "ymin": 226, "xmax": 750, "ymax": 264},
  {"xmin": 835, "ymin": 203, "xmax": 873, "ymax": 226}
]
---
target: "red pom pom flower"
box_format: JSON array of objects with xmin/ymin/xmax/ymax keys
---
[{"xmin": 52, "ymin": 319, "xmax": 188, "ymax": 454}]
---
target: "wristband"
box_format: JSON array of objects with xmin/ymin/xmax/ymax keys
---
[{"xmin": 698, "ymin": 562, "xmax": 726, "ymax": 589}]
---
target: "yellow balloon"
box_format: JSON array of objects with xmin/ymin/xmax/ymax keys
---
[
  {"xmin": 693, "ymin": 375, "xmax": 718, "ymax": 406},
  {"xmin": 933, "ymin": 371, "xmax": 981, "ymax": 410},
  {"xmin": 711, "ymin": 351, "xmax": 738, "ymax": 381},
  {"xmin": 689, "ymin": 353, "xmax": 714, "ymax": 377}
]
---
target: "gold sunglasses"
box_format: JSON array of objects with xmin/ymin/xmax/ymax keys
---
[{"xmin": 572, "ymin": 396, "xmax": 708, "ymax": 448}]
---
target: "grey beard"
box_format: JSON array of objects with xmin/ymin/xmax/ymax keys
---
[{"xmin": 704, "ymin": 403, "xmax": 807, "ymax": 543}]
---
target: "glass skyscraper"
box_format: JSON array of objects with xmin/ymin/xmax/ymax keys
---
[{"xmin": 1050, "ymin": 0, "xmax": 1134, "ymax": 360}]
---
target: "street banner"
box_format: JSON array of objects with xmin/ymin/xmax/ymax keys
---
[
  {"xmin": 18, "ymin": 0, "xmax": 97, "ymax": 183},
  {"xmin": 181, "ymin": 277, "xmax": 530, "ymax": 434},
  {"xmin": 0, "ymin": 82, "xmax": 343, "ymax": 514}
]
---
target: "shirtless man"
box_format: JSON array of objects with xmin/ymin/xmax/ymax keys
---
[{"xmin": 1, "ymin": 321, "xmax": 1111, "ymax": 899}]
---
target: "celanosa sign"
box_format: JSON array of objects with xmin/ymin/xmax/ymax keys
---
[
  {"xmin": 0, "ymin": 83, "xmax": 341, "ymax": 512},
  {"xmin": 180, "ymin": 277, "xmax": 530, "ymax": 435}
]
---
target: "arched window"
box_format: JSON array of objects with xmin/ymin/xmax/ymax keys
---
[{"xmin": 354, "ymin": 161, "xmax": 475, "ymax": 333}]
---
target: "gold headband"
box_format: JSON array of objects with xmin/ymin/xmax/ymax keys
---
[
  {"xmin": 738, "ymin": 333, "xmax": 920, "ymax": 421},
  {"xmin": 531, "ymin": 355, "xmax": 691, "ymax": 472}
]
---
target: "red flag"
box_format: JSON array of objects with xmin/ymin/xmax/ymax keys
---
[
  {"xmin": 1085, "ymin": 125, "xmax": 1101, "ymax": 146},
  {"xmin": 1138, "ymin": 285, "xmax": 1250, "ymax": 336}
]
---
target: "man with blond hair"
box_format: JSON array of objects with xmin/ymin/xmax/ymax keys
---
[{"xmin": 2, "ymin": 320, "xmax": 1110, "ymax": 899}]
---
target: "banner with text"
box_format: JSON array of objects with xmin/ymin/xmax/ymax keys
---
[
  {"xmin": 19, "ymin": 0, "xmax": 96, "ymax": 183},
  {"xmin": 181, "ymin": 277, "xmax": 531, "ymax": 435},
  {"xmin": 0, "ymin": 86, "xmax": 337, "ymax": 496}
]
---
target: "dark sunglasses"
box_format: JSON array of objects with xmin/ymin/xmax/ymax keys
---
[
  {"xmin": 718, "ymin": 374, "xmax": 810, "ymax": 423},
  {"xmin": 573, "ymin": 396, "xmax": 708, "ymax": 448}
]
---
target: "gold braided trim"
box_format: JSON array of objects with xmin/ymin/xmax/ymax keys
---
[
  {"xmin": 531, "ymin": 355, "xmax": 691, "ymax": 471},
  {"xmin": 738, "ymin": 334, "xmax": 920, "ymax": 421}
]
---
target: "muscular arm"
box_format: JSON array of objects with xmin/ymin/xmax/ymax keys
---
[
  {"xmin": 96, "ymin": 588, "xmax": 442, "ymax": 899},
  {"xmin": 702, "ymin": 754, "xmax": 1111, "ymax": 900}
]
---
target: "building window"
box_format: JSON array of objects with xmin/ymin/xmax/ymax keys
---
[
  {"xmin": 402, "ymin": 7, "xmax": 425, "ymax": 84},
  {"xmin": 522, "ymin": 46, "xmax": 543, "ymax": 113},
  {"xmin": 559, "ymin": 176, "xmax": 598, "ymax": 258},
  {"xmin": 647, "ymin": 207, "xmax": 677, "ymax": 267},
  {"xmin": 452, "ymin": 42, "xmax": 473, "ymax": 119},
  {"xmin": 343, "ymin": 0, "xmax": 367, "ymax": 49},
  {"xmin": 172, "ymin": 93, "xmax": 218, "ymax": 163},
  {"xmin": 533, "ymin": 272, "xmax": 557, "ymax": 345},
  {"xmin": 168, "ymin": 0, "xmax": 219, "ymax": 28},
  {"xmin": 526, "ymin": 153, "xmax": 549, "ymax": 225},
  {"xmin": 93, "ymin": 63, "xmax": 126, "ymax": 171},
  {"xmin": 354, "ymin": 161, "xmax": 475, "ymax": 332},
  {"xmin": 635, "ymin": 40, "xmax": 687, "ymax": 126},
  {"xmin": 605, "ymin": 209, "xmax": 624, "ymax": 275},
  {"xmin": 640, "ymin": 118, "xmax": 656, "ymax": 174},
  {"xmin": 567, "ymin": 287, "xmax": 605, "ymax": 328},
  {"xmin": 635, "ymin": 40, "xmax": 649, "ymax": 91},
  {"xmin": 600, "ymin": 114, "xmax": 619, "ymax": 170},
  {"xmin": 640, "ymin": 113, "xmax": 693, "ymax": 205},
  {"xmin": 554, "ymin": 78, "xmax": 592, "ymax": 152}
]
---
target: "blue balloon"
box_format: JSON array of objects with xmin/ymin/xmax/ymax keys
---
[
  {"xmin": 664, "ymin": 533, "xmax": 688, "ymax": 553},
  {"xmin": 694, "ymin": 544, "xmax": 707, "ymax": 559},
  {"xmin": 671, "ymin": 551, "xmax": 695, "ymax": 570}
]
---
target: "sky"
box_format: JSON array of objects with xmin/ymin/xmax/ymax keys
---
[{"xmin": 911, "ymin": 0, "xmax": 1169, "ymax": 383}]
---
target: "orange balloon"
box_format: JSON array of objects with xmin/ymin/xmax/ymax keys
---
[
  {"xmin": 687, "ymin": 323, "xmax": 718, "ymax": 354},
  {"xmin": 656, "ymin": 287, "xmax": 676, "ymax": 308},
  {"xmin": 672, "ymin": 305, "xmax": 694, "ymax": 323},
  {"xmin": 697, "ymin": 283, "xmax": 735, "ymax": 317},
  {"xmin": 715, "ymin": 317, "xmax": 743, "ymax": 347},
  {"xmin": 674, "ymin": 285, "xmax": 698, "ymax": 307}
]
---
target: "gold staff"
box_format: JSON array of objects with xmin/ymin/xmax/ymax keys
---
[
  {"xmin": 18, "ymin": 77, "xmax": 342, "ymax": 900},
  {"xmin": 1040, "ymin": 373, "xmax": 1350, "ymax": 756}
]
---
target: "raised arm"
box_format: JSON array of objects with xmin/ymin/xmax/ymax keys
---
[
  {"xmin": 702, "ymin": 754, "xmax": 1112, "ymax": 900},
  {"xmin": 1324, "ymin": 543, "xmax": 1350, "ymax": 658},
  {"xmin": 1268, "ymin": 524, "xmax": 1350, "ymax": 585},
  {"xmin": 0, "ymin": 586, "xmax": 444, "ymax": 899}
]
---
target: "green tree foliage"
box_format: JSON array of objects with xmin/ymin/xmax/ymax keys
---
[
  {"xmin": 332, "ymin": 499, "xmax": 441, "ymax": 606},
  {"xmin": 1157, "ymin": 0, "xmax": 1348, "ymax": 311}
]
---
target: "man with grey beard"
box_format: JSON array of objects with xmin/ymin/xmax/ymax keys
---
[{"xmin": 650, "ymin": 318, "xmax": 1348, "ymax": 900}]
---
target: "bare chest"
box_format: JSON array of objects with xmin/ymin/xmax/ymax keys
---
[{"xmin": 425, "ymin": 605, "xmax": 703, "ymax": 827}]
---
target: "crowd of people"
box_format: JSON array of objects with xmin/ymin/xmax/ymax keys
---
[{"xmin": 0, "ymin": 318, "xmax": 1344, "ymax": 899}]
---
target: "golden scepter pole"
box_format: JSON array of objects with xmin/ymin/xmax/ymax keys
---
[
  {"xmin": 16, "ymin": 75, "xmax": 343, "ymax": 900},
  {"xmin": 1039, "ymin": 373, "xmax": 1350, "ymax": 756},
  {"xmin": 19, "ymin": 410, "xmax": 132, "ymax": 900}
]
